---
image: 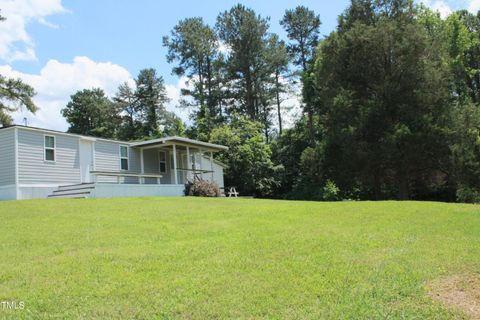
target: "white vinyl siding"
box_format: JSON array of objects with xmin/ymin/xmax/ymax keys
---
[
  {"xmin": 0, "ymin": 129, "xmax": 15, "ymax": 186},
  {"xmin": 143, "ymin": 148, "xmax": 171, "ymax": 184},
  {"xmin": 95, "ymin": 140, "xmax": 120, "ymax": 183},
  {"xmin": 17, "ymin": 128, "xmax": 80, "ymax": 185},
  {"xmin": 95, "ymin": 141, "xmax": 140, "ymax": 183}
]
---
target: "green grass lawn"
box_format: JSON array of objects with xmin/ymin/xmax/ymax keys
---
[{"xmin": 0, "ymin": 198, "xmax": 479, "ymax": 319}]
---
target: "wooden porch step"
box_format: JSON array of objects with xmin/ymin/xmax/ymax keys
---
[
  {"xmin": 57, "ymin": 183, "xmax": 95, "ymax": 191},
  {"xmin": 48, "ymin": 183, "xmax": 96, "ymax": 199},
  {"xmin": 48, "ymin": 191, "xmax": 91, "ymax": 199},
  {"xmin": 51, "ymin": 188, "xmax": 95, "ymax": 196}
]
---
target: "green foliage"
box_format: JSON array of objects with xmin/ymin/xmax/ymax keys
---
[
  {"xmin": 0, "ymin": 75, "xmax": 38, "ymax": 126},
  {"xmin": 280, "ymin": 5, "xmax": 321, "ymax": 71},
  {"xmin": 114, "ymin": 82, "xmax": 143, "ymax": 141},
  {"xmin": 456, "ymin": 185, "xmax": 480, "ymax": 203},
  {"xmin": 163, "ymin": 17, "xmax": 224, "ymax": 138},
  {"xmin": 290, "ymin": 144, "xmax": 326, "ymax": 200},
  {"xmin": 216, "ymin": 4, "xmax": 276, "ymax": 124},
  {"xmin": 322, "ymin": 180, "xmax": 340, "ymax": 201},
  {"xmin": 0, "ymin": 14, "xmax": 38, "ymax": 126},
  {"xmin": 162, "ymin": 112, "xmax": 186, "ymax": 137},
  {"xmin": 113, "ymin": 71, "xmax": 186, "ymax": 141},
  {"xmin": 62, "ymin": 69, "xmax": 186, "ymax": 142},
  {"xmin": 445, "ymin": 10, "xmax": 480, "ymax": 103},
  {"xmin": 450, "ymin": 102, "xmax": 480, "ymax": 192},
  {"xmin": 210, "ymin": 116, "xmax": 279, "ymax": 196},
  {"xmin": 266, "ymin": 34, "xmax": 290, "ymax": 135},
  {"xmin": 135, "ymin": 68, "xmax": 170, "ymax": 138},
  {"xmin": 299, "ymin": 1, "xmax": 453, "ymax": 200},
  {"xmin": 61, "ymin": 88, "xmax": 118, "ymax": 138},
  {"xmin": 185, "ymin": 179, "xmax": 221, "ymax": 197},
  {"xmin": 280, "ymin": 6, "xmax": 320, "ymax": 141},
  {"xmin": 271, "ymin": 117, "xmax": 312, "ymax": 197}
]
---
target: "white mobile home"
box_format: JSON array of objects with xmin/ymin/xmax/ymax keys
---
[{"xmin": 0, "ymin": 125, "xmax": 227, "ymax": 200}]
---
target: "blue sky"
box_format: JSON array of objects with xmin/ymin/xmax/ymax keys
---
[
  {"xmin": 0, "ymin": 0, "xmax": 475, "ymax": 130},
  {"xmin": 13, "ymin": 0, "xmax": 349, "ymax": 82}
]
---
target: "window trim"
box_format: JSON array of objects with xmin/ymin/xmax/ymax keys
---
[
  {"xmin": 119, "ymin": 145, "xmax": 129, "ymax": 171},
  {"xmin": 44, "ymin": 135, "xmax": 56, "ymax": 162},
  {"xmin": 159, "ymin": 150, "xmax": 167, "ymax": 173}
]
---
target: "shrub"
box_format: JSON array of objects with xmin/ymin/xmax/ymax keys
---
[
  {"xmin": 323, "ymin": 180, "xmax": 340, "ymax": 201},
  {"xmin": 186, "ymin": 179, "xmax": 221, "ymax": 197},
  {"xmin": 456, "ymin": 185, "xmax": 480, "ymax": 203}
]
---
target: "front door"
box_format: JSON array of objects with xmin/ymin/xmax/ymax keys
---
[{"xmin": 79, "ymin": 140, "xmax": 93, "ymax": 183}]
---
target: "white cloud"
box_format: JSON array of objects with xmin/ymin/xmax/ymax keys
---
[
  {"xmin": 0, "ymin": 0, "xmax": 67, "ymax": 62},
  {"xmin": 419, "ymin": 0, "xmax": 480, "ymax": 16},
  {"xmin": 468, "ymin": 0, "xmax": 480, "ymax": 13},
  {"xmin": 165, "ymin": 76, "xmax": 192, "ymax": 123},
  {"xmin": 1, "ymin": 57, "xmax": 191, "ymax": 131},
  {"xmin": 420, "ymin": 0, "xmax": 453, "ymax": 18},
  {"xmin": 0, "ymin": 56, "xmax": 132, "ymax": 130},
  {"xmin": 270, "ymin": 77, "xmax": 302, "ymax": 131},
  {"xmin": 432, "ymin": 1, "xmax": 453, "ymax": 18},
  {"xmin": 218, "ymin": 42, "xmax": 231, "ymax": 55}
]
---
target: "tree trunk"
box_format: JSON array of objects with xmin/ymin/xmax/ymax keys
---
[
  {"xmin": 264, "ymin": 103, "xmax": 269, "ymax": 143},
  {"xmin": 307, "ymin": 107, "xmax": 314, "ymax": 145},
  {"xmin": 398, "ymin": 168, "xmax": 409, "ymax": 200},
  {"xmin": 373, "ymin": 171, "xmax": 382, "ymax": 200},
  {"xmin": 275, "ymin": 71, "xmax": 282, "ymax": 135},
  {"xmin": 245, "ymin": 69, "xmax": 255, "ymax": 120},
  {"xmin": 198, "ymin": 61, "xmax": 205, "ymax": 108},
  {"xmin": 206, "ymin": 56, "xmax": 214, "ymax": 118}
]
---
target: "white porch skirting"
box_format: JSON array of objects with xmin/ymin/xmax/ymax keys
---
[
  {"xmin": 0, "ymin": 183, "xmax": 186, "ymax": 200},
  {"xmin": 1, "ymin": 184, "xmax": 60, "ymax": 200},
  {"xmin": 0, "ymin": 185, "xmax": 17, "ymax": 200},
  {"xmin": 90, "ymin": 184, "xmax": 185, "ymax": 198}
]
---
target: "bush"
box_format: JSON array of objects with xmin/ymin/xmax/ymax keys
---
[
  {"xmin": 186, "ymin": 179, "xmax": 221, "ymax": 197},
  {"xmin": 456, "ymin": 185, "xmax": 480, "ymax": 203},
  {"xmin": 323, "ymin": 180, "xmax": 340, "ymax": 201}
]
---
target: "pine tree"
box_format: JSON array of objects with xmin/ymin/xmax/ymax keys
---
[
  {"xmin": 163, "ymin": 17, "xmax": 224, "ymax": 139},
  {"xmin": 280, "ymin": 6, "xmax": 321, "ymax": 143},
  {"xmin": 135, "ymin": 69, "xmax": 170, "ymax": 137}
]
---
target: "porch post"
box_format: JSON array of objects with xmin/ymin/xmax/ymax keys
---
[
  {"xmin": 140, "ymin": 148, "xmax": 144, "ymax": 184},
  {"xmin": 210, "ymin": 152, "xmax": 214, "ymax": 182},
  {"xmin": 186, "ymin": 146, "xmax": 191, "ymax": 182},
  {"xmin": 172, "ymin": 144, "xmax": 178, "ymax": 184}
]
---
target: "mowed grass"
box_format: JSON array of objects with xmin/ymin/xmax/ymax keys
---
[{"xmin": 0, "ymin": 198, "xmax": 479, "ymax": 319}]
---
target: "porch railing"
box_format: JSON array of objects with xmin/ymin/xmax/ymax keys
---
[
  {"xmin": 90, "ymin": 171, "xmax": 163, "ymax": 184},
  {"xmin": 175, "ymin": 168, "xmax": 214, "ymax": 183}
]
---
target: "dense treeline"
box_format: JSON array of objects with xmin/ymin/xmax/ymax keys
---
[
  {"xmin": 8, "ymin": 1, "xmax": 479, "ymax": 202},
  {"xmin": 274, "ymin": 1, "xmax": 480, "ymax": 202}
]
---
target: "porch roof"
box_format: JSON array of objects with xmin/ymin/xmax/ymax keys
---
[{"xmin": 129, "ymin": 136, "xmax": 228, "ymax": 152}]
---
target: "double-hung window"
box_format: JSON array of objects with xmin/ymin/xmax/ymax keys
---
[
  {"xmin": 120, "ymin": 146, "xmax": 129, "ymax": 171},
  {"xmin": 44, "ymin": 135, "xmax": 55, "ymax": 162},
  {"xmin": 159, "ymin": 151, "xmax": 167, "ymax": 173}
]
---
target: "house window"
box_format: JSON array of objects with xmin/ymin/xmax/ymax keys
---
[
  {"xmin": 120, "ymin": 146, "xmax": 129, "ymax": 171},
  {"xmin": 159, "ymin": 151, "xmax": 167, "ymax": 173},
  {"xmin": 44, "ymin": 135, "xmax": 55, "ymax": 161}
]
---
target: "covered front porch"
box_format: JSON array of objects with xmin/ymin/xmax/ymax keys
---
[{"xmin": 92, "ymin": 136, "xmax": 228, "ymax": 188}]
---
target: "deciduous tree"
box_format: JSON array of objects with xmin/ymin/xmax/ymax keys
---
[{"xmin": 61, "ymin": 88, "xmax": 118, "ymax": 138}]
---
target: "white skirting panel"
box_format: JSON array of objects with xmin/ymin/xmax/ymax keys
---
[
  {"xmin": 0, "ymin": 185, "xmax": 17, "ymax": 200},
  {"xmin": 18, "ymin": 185, "xmax": 59, "ymax": 200},
  {"xmin": 91, "ymin": 184, "xmax": 185, "ymax": 198}
]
